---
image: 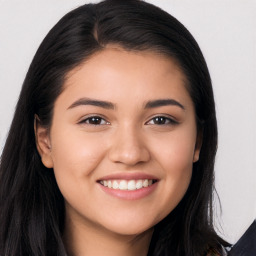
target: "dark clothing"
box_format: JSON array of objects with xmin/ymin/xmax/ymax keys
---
[{"xmin": 229, "ymin": 220, "xmax": 256, "ymax": 256}]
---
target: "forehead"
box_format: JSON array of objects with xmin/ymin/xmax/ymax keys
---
[
  {"xmin": 66, "ymin": 46, "xmax": 186, "ymax": 82},
  {"xmin": 59, "ymin": 47, "xmax": 192, "ymax": 108}
]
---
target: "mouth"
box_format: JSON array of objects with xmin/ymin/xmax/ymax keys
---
[
  {"xmin": 97, "ymin": 173, "xmax": 159, "ymax": 200},
  {"xmin": 98, "ymin": 179, "xmax": 158, "ymax": 191}
]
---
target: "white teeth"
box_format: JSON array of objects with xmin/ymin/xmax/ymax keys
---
[
  {"xmin": 136, "ymin": 180, "xmax": 143, "ymax": 189},
  {"xmin": 112, "ymin": 180, "xmax": 119, "ymax": 189},
  {"xmin": 127, "ymin": 180, "xmax": 136, "ymax": 190},
  {"xmin": 119, "ymin": 180, "xmax": 128, "ymax": 190},
  {"xmin": 143, "ymin": 179, "xmax": 149, "ymax": 187},
  {"xmin": 99, "ymin": 179, "xmax": 155, "ymax": 190}
]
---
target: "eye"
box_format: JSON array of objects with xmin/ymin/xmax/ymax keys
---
[
  {"xmin": 146, "ymin": 116, "xmax": 178, "ymax": 125},
  {"xmin": 79, "ymin": 116, "xmax": 109, "ymax": 125}
]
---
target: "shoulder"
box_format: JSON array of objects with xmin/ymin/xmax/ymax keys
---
[{"xmin": 229, "ymin": 220, "xmax": 256, "ymax": 255}]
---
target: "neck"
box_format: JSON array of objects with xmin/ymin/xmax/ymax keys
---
[{"xmin": 63, "ymin": 213, "xmax": 153, "ymax": 256}]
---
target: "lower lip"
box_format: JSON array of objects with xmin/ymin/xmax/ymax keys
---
[{"xmin": 98, "ymin": 182, "xmax": 158, "ymax": 200}]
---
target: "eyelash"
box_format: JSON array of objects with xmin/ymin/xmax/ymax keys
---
[
  {"xmin": 146, "ymin": 116, "xmax": 178, "ymax": 126},
  {"xmin": 78, "ymin": 116, "xmax": 110, "ymax": 126},
  {"xmin": 78, "ymin": 115, "xmax": 178, "ymax": 126}
]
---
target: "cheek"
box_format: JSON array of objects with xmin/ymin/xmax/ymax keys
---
[
  {"xmin": 162, "ymin": 137, "xmax": 194, "ymax": 185},
  {"xmin": 165, "ymin": 137, "xmax": 194, "ymax": 186},
  {"xmin": 49, "ymin": 130, "xmax": 108, "ymax": 213},
  {"xmin": 153, "ymin": 130, "xmax": 196, "ymax": 171},
  {"xmin": 50, "ymin": 128, "xmax": 107, "ymax": 179},
  {"xmin": 149, "ymin": 132, "xmax": 195, "ymax": 214}
]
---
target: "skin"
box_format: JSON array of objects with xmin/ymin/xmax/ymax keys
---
[{"xmin": 36, "ymin": 47, "xmax": 201, "ymax": 256}]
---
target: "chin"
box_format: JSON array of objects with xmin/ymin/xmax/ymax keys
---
[
  {"xmin": 99, "ymin": 215, "xmax": 157, "ymax": 236},
  {"xmin": 107, "ymin": 224, "xmax": 154, "ymax": 237}
]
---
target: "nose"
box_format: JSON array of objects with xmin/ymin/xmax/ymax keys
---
[{"xmin": 108, "ymin": 126, "xmax": 150, "ymax": 166}]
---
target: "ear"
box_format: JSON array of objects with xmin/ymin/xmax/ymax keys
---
[
  {"xmin": 34, "ymin": 115, "xmax": 54, "ymax": 168},
  {"xmin": 193, "ymin": 130, "xmax": 203, "ymax": 163}
]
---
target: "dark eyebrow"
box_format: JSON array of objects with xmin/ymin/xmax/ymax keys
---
[
  {"xmin": 67, "ymin": 97, "xmax": 115, "ymax": 110},
  {"xmin": 145, "ymin": 99, "xmax": 185, "ymax": 110}
]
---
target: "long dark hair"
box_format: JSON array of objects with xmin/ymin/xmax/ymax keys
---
[{"xmin": 0, "ymin": 0, "xmax": 228, "ymax": 255}]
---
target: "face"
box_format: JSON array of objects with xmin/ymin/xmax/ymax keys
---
[{"xmin": 36, "ymin": 47, "xmax": 201, "ymax": 236}]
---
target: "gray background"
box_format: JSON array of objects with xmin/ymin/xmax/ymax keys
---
[{"xmin": 0, "ymin": 0, "xmax": 255, "ymax": 244}]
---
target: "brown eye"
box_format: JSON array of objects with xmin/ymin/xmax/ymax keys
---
[
  {"xmin": 80, "ymin": 116, "xmax": 109, "ymax": 125},
  {"xmin": 146, "ymin": 116, "xmax": 178, "ymax": 125},
  {"xmin": 153, "ymin": 117, "xmax": 168, "ymax": 125}
]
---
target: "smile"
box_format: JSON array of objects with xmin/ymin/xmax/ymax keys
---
[{"xmin": 99, "ymin": 179, "xmax": 157, "ymax": 191}]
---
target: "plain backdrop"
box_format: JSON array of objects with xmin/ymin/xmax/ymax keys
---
[{"xmin": 0, "ymin": 0, "xmax": 255, "ymax": 244}]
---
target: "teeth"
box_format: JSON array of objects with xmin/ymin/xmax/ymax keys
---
[
  {"xmin": 127, "ymin": 180, "xmax": 136, "ymax": 190},
  {"xmin": 112, "ymin": 180, "xmax": 119, "ymax": 189},
  {"xmin": 99, "ymin": 179, "xmax": 155, "ymax": 191},
  {"xmin": 143, "ymin": 179, "xmax": 149, "ymax": 187},
  {"xmin": 136, "ymin": 180, "xmax": 143, "ymax": 189},
  {"xmin": 119, "ymin": 180, "xmax": 127, "ymax": 190}
]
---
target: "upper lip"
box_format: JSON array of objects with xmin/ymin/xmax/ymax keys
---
[{"xmin": 97, "ymin": 172, "xmax": 159, "ymax": 181}]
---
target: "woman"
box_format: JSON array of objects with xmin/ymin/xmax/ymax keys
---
[{"xmin": 0, "ymin": 0, "xmax": 229, "ymax": 255}]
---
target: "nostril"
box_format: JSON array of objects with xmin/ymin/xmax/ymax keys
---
[{"xmin": 108, "ymin": 145, "xmax": 150, "ymax": 166}]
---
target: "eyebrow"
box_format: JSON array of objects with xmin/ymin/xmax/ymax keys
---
[
  {"xmin": 67, "ymin": 98, "xmax": 115, "ymax": 110},
  {"xmin": 67, "ymin": 97, "xmax": 185, "ymax": 111},
  {"xmin": 145, "ymin": 99, "xmax": 185, "ymax": 110}
]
